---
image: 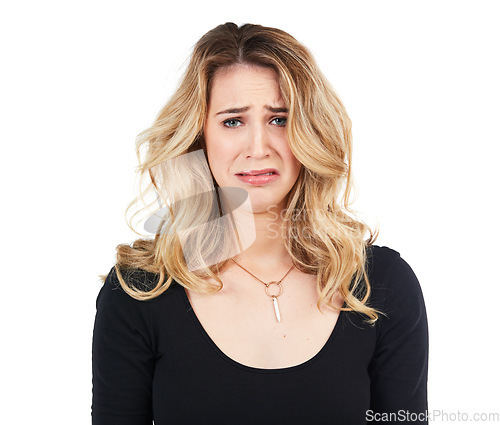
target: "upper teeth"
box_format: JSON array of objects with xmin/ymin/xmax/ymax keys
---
[{"xmin": 242, "ymin": 172, "xmax": 273, "ymax": 176}]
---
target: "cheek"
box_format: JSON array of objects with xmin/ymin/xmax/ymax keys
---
[
  {"xmin": 205, "ymin": 122, "xmax": 232, "ymax": 156},
  {"xmin": 205, "ymin": 123, "xmax": 221, "ymax": 162},
  {"xmin": 291, "ymin": 160, "xmax": 303, "ymax": 180},
  {"xmin": 206, "ymin": 147, "xmax": 223, "ymax": 181},
  {"xmin": 284, "ymin": 145, "xmax": 302, "ymax": 171},
  {"xmin": 205, "ymin": 131, "xmax": 231, "ymax": 184},
  {"xmin": 207, "ymin": 142, "xmax": 231, "ymax": 171}
]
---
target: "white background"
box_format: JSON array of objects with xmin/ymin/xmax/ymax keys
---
[{"xmin": 1, "ymin": 0, "xmax": 499, "ymax": 423}]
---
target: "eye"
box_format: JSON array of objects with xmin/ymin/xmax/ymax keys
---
[
  {"xmin": 223, "ymin": 118, "xmax": 243, "ymax": 128},
  {"xmin": 271, "ymin": 117, "xmax": 287, "ymax": 127}
]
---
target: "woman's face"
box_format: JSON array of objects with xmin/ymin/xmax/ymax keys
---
[{"xmin": 204, "ymin": 64, "xmax": 302, "ymax": 213}]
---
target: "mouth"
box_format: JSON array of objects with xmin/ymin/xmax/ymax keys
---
[
  {"xmin": 236, "ymin": 168, "xmax": 279, "ymax": 176},
  {"xmin": 235, "ymin": 170, "xmax": 280, "ymax": 186}
]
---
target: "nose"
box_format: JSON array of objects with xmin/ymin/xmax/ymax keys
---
[{"xmin": 245, "ymin": 122, "xmax": 271, "ymax": 158}]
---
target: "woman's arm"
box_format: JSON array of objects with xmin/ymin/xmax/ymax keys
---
[
  {"xmin": 368, "ymin": 254, "xmax": 429, "ymax": 424},
  {"xmin": 91, "ymin": 267, "xmax": 155, "ymax": 425}
]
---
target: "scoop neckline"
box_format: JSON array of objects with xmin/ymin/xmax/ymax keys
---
[{"xmin": 179, "ymin": 285, "xmax": 344, "ymax": 374}]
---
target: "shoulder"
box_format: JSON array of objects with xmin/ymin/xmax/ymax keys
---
[
  {"xmin": 365, "ymin": 245, "xmax": 426, "ymax": 318},
  {"xmin": 94, "ymin": 266, "xmax": 184, "ymax": 346},
  {"xmin": 96, "ymin": 266, "xmax": 181, "ymax": 310},
  {"xmin": 365, "ymin": 246, "xmax": 429, "ymax": 410},
  {"xmin": 365, "ymin": 244, "xmax": 401, "ymax": 278}
]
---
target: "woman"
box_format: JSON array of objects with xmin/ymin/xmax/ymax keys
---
[{"xmin": 92, "ymin": 22, "xmax": 428, "ymax": 424}]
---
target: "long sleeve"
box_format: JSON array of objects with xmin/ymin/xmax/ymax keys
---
[
  {"xmin": 368, "ymin": 254, "xmax": 429, "ymax": 423},
  {"xmin": 91, "ymin": 267, "xmax": 155, "ymax": 425}
]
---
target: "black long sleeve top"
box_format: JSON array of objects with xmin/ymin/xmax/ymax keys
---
[{"xmin": 92, "ymin": 245, "xmax": 429, "ymax": 424}]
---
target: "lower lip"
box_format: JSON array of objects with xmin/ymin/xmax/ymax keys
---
[{"xmin": 236, "ymin": 173, "xmax": 279, "ymax": 185}]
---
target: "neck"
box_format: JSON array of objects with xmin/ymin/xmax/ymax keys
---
[{"xmin": 230, "ymin": 204, "xmax": 292, "ymax": 271}]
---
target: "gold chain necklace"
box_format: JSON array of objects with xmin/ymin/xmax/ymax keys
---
[{"xmin": 230, "ymin": 258, "xmax": 295, "ymax": 323}]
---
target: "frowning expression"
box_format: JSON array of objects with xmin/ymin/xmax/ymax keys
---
[{"xmin": 204, "ymin": 64, "xmax": 302, "ymax": 213}]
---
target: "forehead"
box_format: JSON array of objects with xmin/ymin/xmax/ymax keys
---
[{"xmin": 209, "ymin": 64, "xmax": 284, "ymax": 107}]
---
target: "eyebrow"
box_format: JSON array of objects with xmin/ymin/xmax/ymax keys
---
[{"xmin": 215, "ymin": 106, "xmax": 288, "ymax": 116}]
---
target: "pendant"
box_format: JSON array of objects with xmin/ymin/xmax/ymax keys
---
[{"xmin": 272, "ymin": 296, "xmax": 281, "ymax": 323}]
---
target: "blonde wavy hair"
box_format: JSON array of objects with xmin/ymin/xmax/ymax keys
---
[{"xmin": 105, "ymin": 22, "xmax": 381, "ymax": 323}]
